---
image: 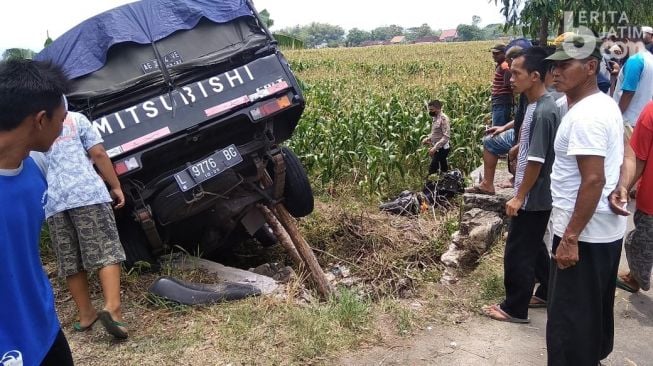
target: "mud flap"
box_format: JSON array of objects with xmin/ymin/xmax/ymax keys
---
[{"xmin": 148, "ymin": 276, "xmax": 261, "ymax": 305}]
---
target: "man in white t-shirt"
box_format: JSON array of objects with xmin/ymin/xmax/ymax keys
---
[
  {"xmin": 545, "ymin": 35, "xmax": 628, "ymax": 366},
  {"xmin": 612, "ymin": 37, "xmax": 653, "ymax": 131}
]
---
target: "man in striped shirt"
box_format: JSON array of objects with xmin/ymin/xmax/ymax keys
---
[
  {"xmin": 491, "ymin": 44, "xmax": 514, "ymax": 127},
  {"xmin": 483, "ymin": 47, "xmax": 560, "ymax": 324}
]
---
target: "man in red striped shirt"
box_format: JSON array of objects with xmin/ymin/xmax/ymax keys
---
[{"xmin": 491, "ymin": 44, "xmax": 514, "ymax": 127}]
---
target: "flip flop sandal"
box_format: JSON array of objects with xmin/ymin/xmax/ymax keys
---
[
  {"xmin": 482, "ymin": 304, "xmax": 530, "ymax": 324},
  {"xmin": 528, "ymin": 296, "xmax": 547, "ymax": 308},
  {"xmin": 98, "ymin": 310, "xmax": 129, "ymax": 339},
  {"xmin": 615, "ymin": 276, "xmax": 639, "ymax": 293},
  {"xmin": 73, "ymin": 316, "xmax": 99, "ymax": 332},
  {"xmin": 464, "ymin": 185, "xmax": 496, "ymax": 196}
]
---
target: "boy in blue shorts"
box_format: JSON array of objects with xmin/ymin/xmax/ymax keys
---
[{"xmin": 0, "ymin": 59, "xmax": 73, "ymax": 365}]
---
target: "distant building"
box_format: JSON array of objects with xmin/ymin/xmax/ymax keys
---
[
  {"xmin": 389, "ymin": 35, "xmax": 407, "ymax": 44},
  {"xmin": 439, "ymin": 29, "xmax": 459, "ymax": 42}
]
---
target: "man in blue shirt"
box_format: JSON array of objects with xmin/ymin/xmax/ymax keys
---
[
  {"xmin": 0, "ymin": 60, "xmax": 73, "ymax": 365},
  {"xmin": 612, "ymin": 37, "xmax": 653, "ymax": 130}
]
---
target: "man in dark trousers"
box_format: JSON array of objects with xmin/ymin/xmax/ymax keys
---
[
  {"xmin": 482, "ymin": 47, "xmax": 560, "ymax": 323},
  {"xmin": 546, "ymin": 34, "xmax": 627, "ymax": 366}
]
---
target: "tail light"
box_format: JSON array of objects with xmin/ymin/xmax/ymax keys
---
[
  {"xmin": 114, "ymin": 157, "xmax": 140, "ymax": 175},
  {"xmin": 250, "ymin": 95, "xmax": 291, "ymax": 120}
]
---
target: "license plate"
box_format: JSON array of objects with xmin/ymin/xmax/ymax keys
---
[{"xmin": 174, "ymin": 145, "xmax": 243, "ymax": 192}]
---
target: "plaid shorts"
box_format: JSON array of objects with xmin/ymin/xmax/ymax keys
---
[{"xmin": 47, "ymin": 203, "xmax": 126, "ymax": 277}]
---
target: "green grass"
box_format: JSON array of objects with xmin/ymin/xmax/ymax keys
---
[
  {"xmin": 380, "ymin": 299, "xmax": 418, "ymax": 336},
  {"xmin": 203, "ymin": 288, "xmax": 373, "ymax": 363}
]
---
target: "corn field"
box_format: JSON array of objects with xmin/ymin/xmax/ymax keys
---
[{"xmin": 285, "ymin": 41, "xmax": 496, "ymax": 196}]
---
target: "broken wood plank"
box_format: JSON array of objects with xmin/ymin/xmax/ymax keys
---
[
  {"xmin": 273, "ymin": 203, "xmax": 335, "ymax": 299},
  {"xmin": 257, "ymin": 204, "xmax": 304, "ymax": 270}
]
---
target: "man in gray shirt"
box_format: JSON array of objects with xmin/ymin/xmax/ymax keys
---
[{"xmin": 483, "ymin": 47, "xmax": 560, "ymax": 323}]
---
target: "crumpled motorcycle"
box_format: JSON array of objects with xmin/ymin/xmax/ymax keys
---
[{"xmin": 380, "ymin": 169, "xmax": 465, "ymax": 216}]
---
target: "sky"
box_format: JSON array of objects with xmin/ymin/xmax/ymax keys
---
[{"xmin": 0, "ymin": 0, "xmax": 506, "ymax": 53}]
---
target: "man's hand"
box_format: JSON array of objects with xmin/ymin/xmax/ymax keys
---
[
  {"xmin": 609, "ymin": 61, "xmax": 620, "ymax": 76},
  {"xmin": 608, "ymin": 186, "xmax": 631, "ymax": 216},
  {"xmin": 552, "ymin": 233, "xmax": 579, "ymax": 269},
  {"xmin": 428, "ymin": 147, "xmax": 438, "ymax": 157},
  {"xmin": 422, "ymin": 137, "xmax": 431, "ymax": 145},
  {"xmin": 505, "ymin": 196, "xmax": 523, "ymax": 217},
  {"xmin": 110, "ymin": 187, "xmax": 125, "ymax": 209},
  {"xmin": 486, "ymin": 126, "xmax": 503, "ymax": 137}
]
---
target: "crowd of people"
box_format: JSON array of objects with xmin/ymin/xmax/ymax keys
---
[
  {"xmin": 423, "ymin": 28, "xmax": 653, "ymax": 365},
  {"xmin": 456, "ymin": 30, "xmax": 652, "ymax": 366}
]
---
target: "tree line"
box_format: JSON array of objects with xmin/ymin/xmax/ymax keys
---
[
  {"xmin": 275, "ymin": 17, "xmax": 515, "ymax": 48},
  {"xmin": 495, "ymin": 0, "xmax": 653, "ymax": 45}
]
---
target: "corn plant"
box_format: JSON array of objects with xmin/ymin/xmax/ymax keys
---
[{"xmin": 285, "ymin": 41, "xmax": 496, "ymax": 196}]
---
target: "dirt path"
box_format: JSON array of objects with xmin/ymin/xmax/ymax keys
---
[{"xmin": 340, "ymin": 208, "xmax": 653, "ymax": 366}]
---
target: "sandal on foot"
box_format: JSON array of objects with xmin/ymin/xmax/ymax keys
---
[
  {"xmin": 73, "ymin": 316, "xmax": 99, "ymax": 332},
  {"xmin": 98, "ymin": 310, "xmax": 129, "ymax": 339},
  {"xmin": 482, "ymin": 304, "xmax": 530, "ymax": 324},
  {"xmin": 616, "ymin": 275, "xmax": 639, "ymax": 293},
  {"xmin": 528, "ymin": 296, "xmax": 547, "ymax": 308},
  {"xmin": 465, "ymin": 185, "xmax": 495, "ymax": 195}
]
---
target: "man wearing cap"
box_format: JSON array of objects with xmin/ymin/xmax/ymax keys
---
[
  {"xmin": 642, "ymin": 26, "xmax": 653, "ymax": 54},
  {"xmin": 490, "ymin": 44, "xmax": 514, "ymax": 127},
  {"xmin": 612, "ymin": 34, "xmax": 653, "ymax": 132},
  {"xmin": 546, "ymin": 34, "xmax": 627, "ymax": 366}
]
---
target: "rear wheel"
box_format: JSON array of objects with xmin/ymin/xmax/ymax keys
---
[
  {"xmin": 115, "ymin": 212, "xmax": 160, "ymax": 271},
  {"xmin": 278, "ymin": 147, "xmax": 314, "ymax": 217}
]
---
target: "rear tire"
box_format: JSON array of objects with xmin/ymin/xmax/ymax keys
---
[
  {"xmin": 115, "ymin": 213, "xmax": 160, "ymax": 271},
  {"xmin": 278, "ymin": 147, "xmax": 314, "ymax": 217}
]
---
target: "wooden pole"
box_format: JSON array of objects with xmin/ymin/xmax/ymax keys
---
[
  {"xmin": 257, "ymin": 204, "xmax": 304, "ymax": 270},
  {"xmin": 257, "ymin": 160, "xmax": 334, "ymax": 298},
  {"xmin": 272, "ymin": 204, "xmax": 335, "ymax": 299}
]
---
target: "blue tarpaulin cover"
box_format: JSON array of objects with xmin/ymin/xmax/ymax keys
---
[{"xmin": 36, "ymin": 0, "xmax": 252, "ymax": 79}]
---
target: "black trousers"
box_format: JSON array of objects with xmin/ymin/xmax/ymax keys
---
[
  {"xmin": 428, "ymin": 147, "xmax": 449, "ymax": 175},
  {"xmin": 547, "ymin": 236, "xmax": 622, "ymax": 366},
  {"xmin": 41, "ymin": 329, "xmax": 74, "ymax": 366},
  {"xmin": 500, "ymin": 209, "xmax": 551, "ymax": 319}
]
